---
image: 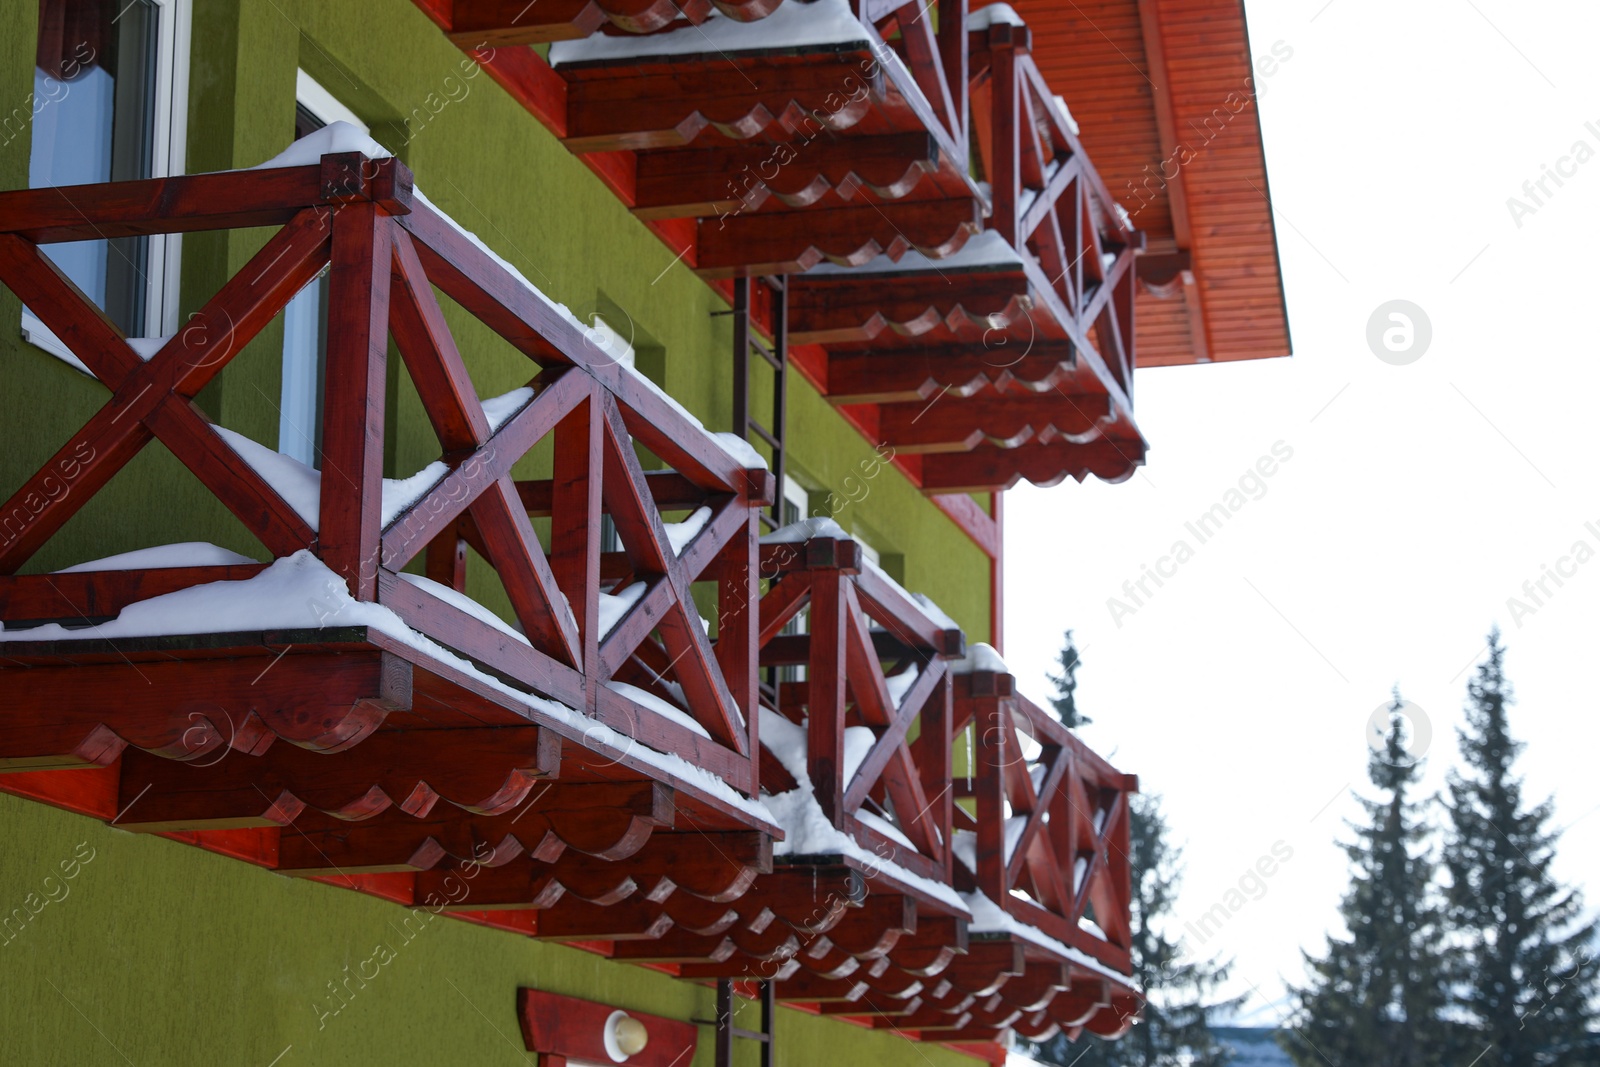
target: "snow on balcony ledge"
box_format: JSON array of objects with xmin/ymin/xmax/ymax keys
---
[
  {"xmin": 548, "ymin": 0, "xmax": 870, "ymax": 66},
  {"xmin": 0, "ymin": 551, "xmax": 776, "ymax": 828}
]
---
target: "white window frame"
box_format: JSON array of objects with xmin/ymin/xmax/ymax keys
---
[
  {"xmin": 778, "ymin": 475, "xmax": 811, "ymax": 685},
  {"xmin": 22, "ymin": 0, "xmax": 193, "ymax": 366},
  {"xmin": 295, "ymin": 69, "xmax": 367, "ymax": 133},
  {"xmin": 854, "ymin": 532, "xmax": 881, "ymax": 569},
  {"xmin": 780, "ymin": 474, "xmax": 808, "ymax": 529}
]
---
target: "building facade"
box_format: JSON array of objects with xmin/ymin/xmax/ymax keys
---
[{"xmin": 0, "ymin": 0, "xmax": 1286, "ymax": 1064}]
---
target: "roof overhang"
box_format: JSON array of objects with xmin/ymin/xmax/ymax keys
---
[{"xmin": 1016, "ymin": 0, "xmax": 1292, "ymax": 366}]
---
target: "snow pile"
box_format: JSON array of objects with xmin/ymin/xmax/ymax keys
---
[
  {"xmin": 967, "ymin": 3, "xmax": 1025, "ymax": 30},
  {"xmin": 599, "ymin": 581, "xmax": 648, "ymax": 636},
  {"xmin": 213, "ymin": 426, "xmax": 448, "ymax": 530},
  {"xmin": 1053, "ymin": 93, "xmax": 1080, "ymax": 136},
  {"xmin": 757, "ymin": 706, "xmax": 969, "ymax": 913},
  {"xmin": 397, "ymin": 571, "xmax": 527, "ymax": 645},
  {"xmin": 550, "ymin": 0, "xmax": 869, "ymax": 66},
  {"xmin": 584, "ymin": 317, "xmax": 637, "ymax": 367},
  {"xmin": 760, "ymin": 516, "xmax": 849, "ymax": 544},
  {"xmin": 841, "ymin": 724, "xmax": 877, "ymax": 782},
  {"xmin": 0, "ymin": 551, "xmax": 774, "ymax": 824},
  {"xmin": 56, "ymin": 542, "xmax": 255, "ymax": 573},
  {"xmin": 1006, "ymin": 1050, "xmax": 1053, "ymax": 1067},
  {"xmin": 607, "ymin": 681, "xmax": 711, "ymax": 739},
  {"xmin": 712, "ymin": 433, "xmax": 768, "ymax": 470},
  {"xmin": 664, "ymin": 506, "xmax": 713, "ymax": 555},
  {"xmin": 909, "ymin": 592, "xmax": 960, "ymax": 633},
  {"xmin": 884, "ymin": 665, "xmax": 919, "ymax": 707},
  {"xmin": 128, "ymin": 336, "xmax": 171, "ymax": 360},
  {"xmin": 253, "ymin": 122, "xmax": 391, "ymax": 169},
  {"xmin": 964, "ymin": 887, "xmax": 1128, "ymax": 984},
  {"xmin": 482, "ymin": 387, "xmax": 533, "ymax": 431},
  {"xmin": 952, "ymin": 641, "xmax": 1009, "ymax": 675}
]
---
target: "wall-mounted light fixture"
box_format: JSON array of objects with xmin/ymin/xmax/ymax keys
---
[
  {"xmin": 603, "ymin": 1010, "xmax": 649, "ymax": 1061},
  {"xmin": 518, "ymin": 988, "xmax": 697, "ymax": 1066}
]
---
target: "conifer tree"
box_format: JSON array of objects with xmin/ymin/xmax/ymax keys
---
[
  {"xmin": 1049, "ymin": 629, "xmax": 1088, "ymax": 728},
  {"xmin": 1034, "ymin": 794, "xmax": 1242, "ymax": 1066},
  {"xmin": 1442, "ymin": 631, "xmax": 1599, "ymax": 1065},
  {"xmin": 1281, "ymin": 693, "xmax": 1457, "ymax": 1067}
]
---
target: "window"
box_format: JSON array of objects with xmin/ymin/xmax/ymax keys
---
[
  {"xmin": 24, "ymin": 0, "xmax": 191, "ymax": 358},
  {"xmin": 778, "ymin": 476, "xmax": 810, "ymax": 688},
  {"xmin": 277, "ymin": 71, "xmax": 366, "ymax": 467},
  {"xmin": 854, "ymin": 532, "xmax": 881, "ymax": 570},
  {"xmin": 780, "ymin": 474, "xmax": 807, "ymax": 530}
]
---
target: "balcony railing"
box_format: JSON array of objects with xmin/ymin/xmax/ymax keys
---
[
  {"xmin": 0, "ymin": 149, "xmax": 1138, "ymax": 1047},
  {"xmin": 750, "ymin": 525, "xmax": 1141, "ymax": 1040},
  {"xmin": 758, "ymin": 526, "xmax": 964, "ymax": 885},
  {"xmin": 0, "ymin": 145, "xmax": 775, "ymax": 873},
  {"xmin": 415, "ymin": 0, "xmax": 1149, "ymax": 493},
  {"xmin": 956, "ymin": 665, "xmax": 1137, "ymax": 976}
]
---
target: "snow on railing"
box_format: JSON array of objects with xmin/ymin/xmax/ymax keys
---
[{"xmin": 0, "ymin": 128, "xmax": 771, "ymax": 796}]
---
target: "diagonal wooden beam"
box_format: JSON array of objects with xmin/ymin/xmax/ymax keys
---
[
  {"xmin": 599, "ymin": 397, "xmax": 744, "ymax": 752},
  {"xmin": 388, "ymin": 229, "xmax": 491, "ymax": 454},
  {"xmin": 471, "ymin": 474, "xmax": 585, "ymax": 666},
  {"xmin": 0, "ymin": 210, "xmax": 330, "ymax": 572},
  {"xmin": 383, "ymin": 366, "xmax": 589, "ymax": 570}
]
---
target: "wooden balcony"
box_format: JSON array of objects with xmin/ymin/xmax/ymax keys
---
[
  {"xmin": 0, "ymin": 144, "xmax": 777, "ymax": 913},
  {"xmin": 790, "ymin": 12, "xmax": 1147, "ymax": 490},
  {"xmin": 415, "ymin": 0, "xmax": 1149, "ymax": 494},
  {"xmin": 748, "ymin": 526, "xmax": 1141, "ymax": 1042},
  {"xmin": 0, "ymin": 150, "xmax": 1137, "ymax": 1049}
]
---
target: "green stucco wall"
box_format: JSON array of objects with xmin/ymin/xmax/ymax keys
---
[{"xmin": 0, "ymin": 1, "xmax": 993, "ymax": 1063}]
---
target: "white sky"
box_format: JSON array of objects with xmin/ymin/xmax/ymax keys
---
[{"xmin": 1004, "ymin": 0, "xmax": 1600, "ymax": 1022}]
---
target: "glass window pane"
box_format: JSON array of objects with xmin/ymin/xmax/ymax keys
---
[{"xmin": 29, "ymin": 0, "xmax": 161, "ymax": 335}]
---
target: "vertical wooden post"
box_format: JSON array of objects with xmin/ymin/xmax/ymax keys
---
[
  {"xmin": 424, "ymin": 525, "xmax": 468, "ymax": 591},
  {"xmin": 970, "ymin": 675, "xmax": 1010, "ymax": 903},
  {"xmin": 990, "ymin": 28, "xmax": 1021, "ymax": 250},
  {"xmin": 914, "ymin": 670, "xmax": 955, "ymax": 881},
  {"xmin": 731, "ymin": 276, "xmax": 751, "ymax": 439},
  {"xmin": 767, "ymin": 275, "xmax": 788, "ymax": 529},
  {"xmin": 319, "ymin": 203, "xmax": 390, "ymax": 600},
  {"xmin": 808, "ymin": 571, "xmax": 848, "ymax": 826},
  {"xmin": 938, "ymin": 0, "xmax": 970, "ymax": 164},
  {"xmin": 551, "ymin": 386, "xmax": 601, "ymax": 714},
  {"xmin": 716, "ymin": 506, "xmax": 761, "ymax": 795}
]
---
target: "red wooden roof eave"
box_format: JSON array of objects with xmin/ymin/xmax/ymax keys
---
[
  {"xmin": 1019, "ymin": 0, "xmax": 1290, "ymax": 367},
  {"xmin": 1225, "ymin": 0, "xmax": 1292, "ymax": 361},
  {"xmin": 1150, "ymin": 0, "xmax": 1290, "ymax": 364}
]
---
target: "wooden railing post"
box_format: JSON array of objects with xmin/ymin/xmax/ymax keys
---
[
  {"xmin": 716, "ymin": 505, "xmax": 762, "ymax": 796},
  {"xmin": 914, "ymin": 669, "xmax": 955, "ymax": 882},
  {"xmin": 320, "ymin": 202, "xmax": 391, "ymax": 600},
  {"xmin": 808, "ymin": 570, "xmax": 848, "ymax": 825},
  {"xmin": 551, "ymin": 385, "xmax": 602, "ymax": 714},
  {"xmin": 988, "ymin": 25, "xmax": 1022, "ymax": 250},
  {"xmin": 937, "ymin": 0, "xmax": 969, "ymax": 164},
  {"xmin": 967, "ymin": 670, "xmax": 1012, "ymax": 905}
]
